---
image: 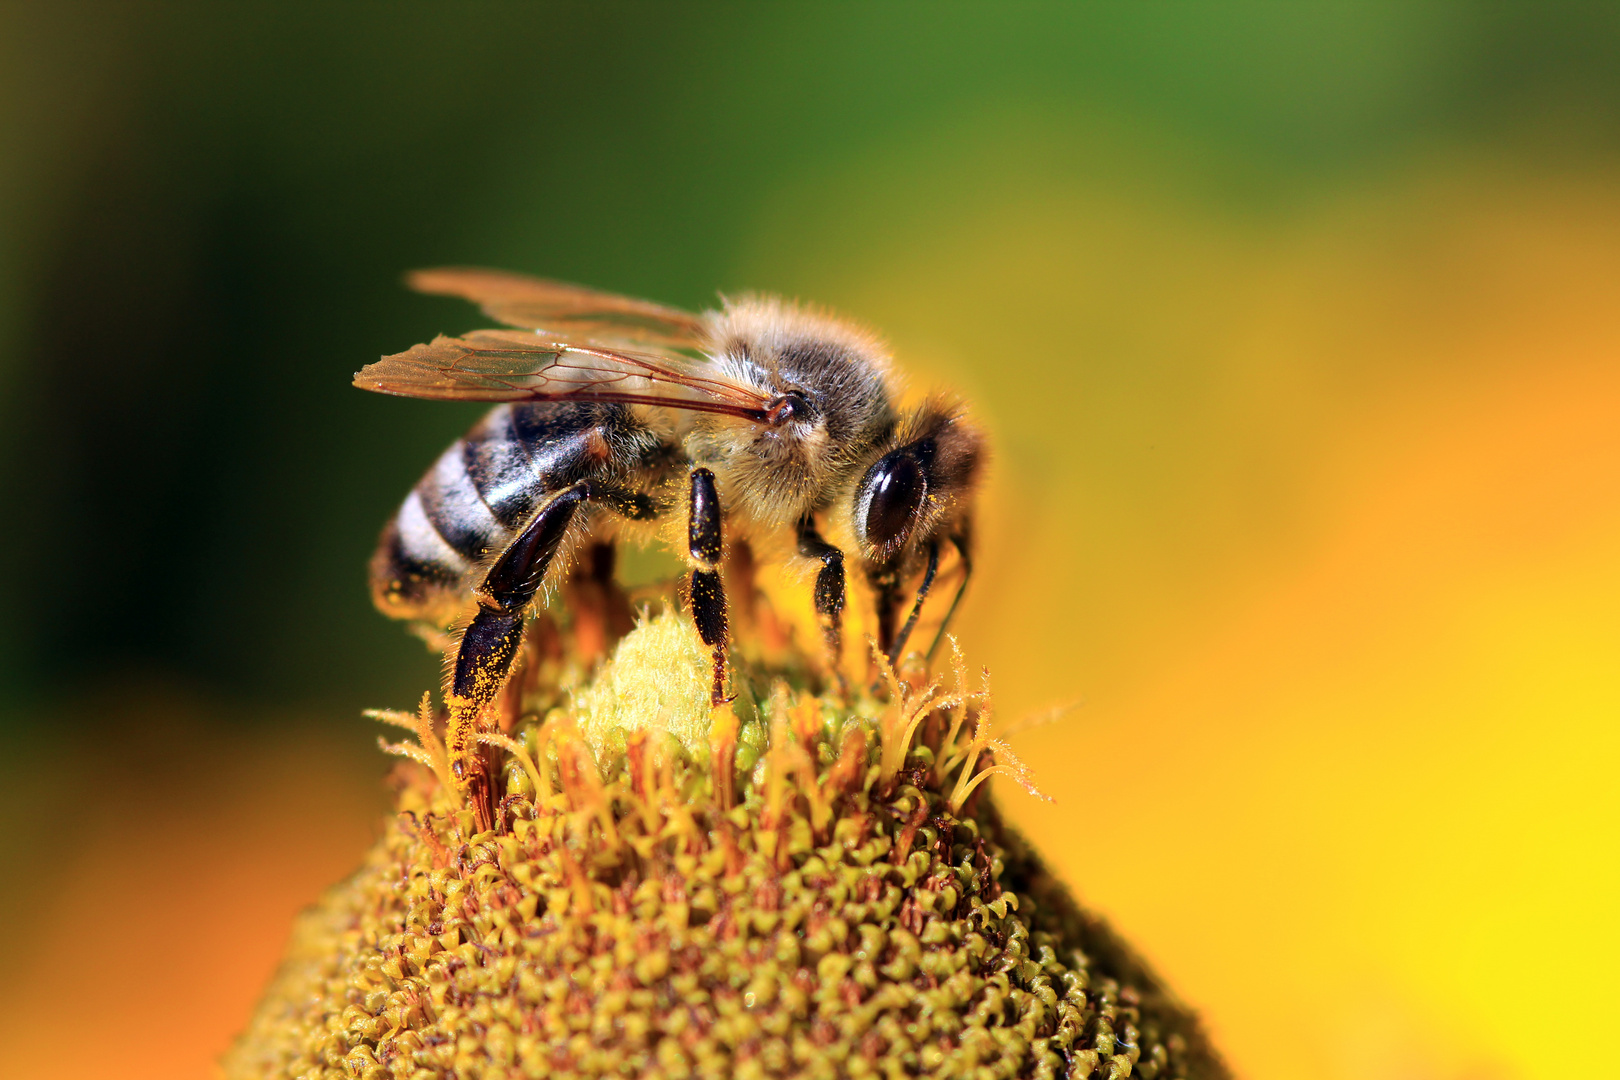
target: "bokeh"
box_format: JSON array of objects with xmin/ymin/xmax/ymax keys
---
[{"xmin": 1, "ymin": 5, "xmax": 1616, "ymax": 1078}]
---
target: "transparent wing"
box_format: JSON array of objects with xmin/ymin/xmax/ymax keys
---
[
  {"xmin": 354, "ymin": 329, "xmax": 773, "ymax": 420},
  {"xmin": 407, "ymin": 267, "xmax": 708, "ymax": 350}
]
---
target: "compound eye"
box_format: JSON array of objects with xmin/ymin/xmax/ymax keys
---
[{"xmin": 859, "ymin": 451, "xmax": 927, "ymax": 556}]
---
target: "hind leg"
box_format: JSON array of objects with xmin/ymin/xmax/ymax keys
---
[{"xmin": 445, "ymin": 483, "xmax": 588, "ymax": 800}]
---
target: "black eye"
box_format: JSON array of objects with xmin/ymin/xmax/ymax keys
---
[{"xmin": 858, "ymin": 451, "xmax": 927, "ymax": 555}]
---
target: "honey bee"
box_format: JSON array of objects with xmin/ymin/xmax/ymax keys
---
[{"xmin": 357, "ymin": 269, "xmax": 982, "ymax": 794}]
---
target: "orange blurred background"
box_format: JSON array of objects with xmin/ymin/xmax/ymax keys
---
[{"xmin": 1, "ymin": 7, "xmax": 1616, "ymax": 1079}]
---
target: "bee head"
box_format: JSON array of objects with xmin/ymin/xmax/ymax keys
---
[{"xmin": 851, "ymin": 400, "xmax": 982, "ymax": 566}]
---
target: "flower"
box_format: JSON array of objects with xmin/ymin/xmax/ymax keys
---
[{"xmin": 225, "ymin": 611, "xmax": 1227, "ymax": 1079}]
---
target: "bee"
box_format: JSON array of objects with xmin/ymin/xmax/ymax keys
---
[{"xmin": 356, "ymin": 268, "xmax": 983, "ymax": 795}]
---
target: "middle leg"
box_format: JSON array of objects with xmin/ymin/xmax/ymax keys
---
[{"xmin": 687, "ymin": 467, "xmax": 730, "ymax": 705}]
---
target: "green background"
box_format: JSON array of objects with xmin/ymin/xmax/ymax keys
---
[{"xmin": 3, "ymin": 4, "xmax": 1614, "ymax": 719}]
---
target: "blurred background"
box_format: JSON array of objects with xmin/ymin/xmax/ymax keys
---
[{"xmin": 1, "ymin": 4, "xmax": 1617, "ymax": 1078}]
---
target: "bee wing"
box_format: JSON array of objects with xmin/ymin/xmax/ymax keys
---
[
  {"xmin": 407, "ymin": 267, "xmax": 708, "ymax": 350},
  {"xmin": 354, "ymin": 329, "xmax": 774, "ymax": 420}
]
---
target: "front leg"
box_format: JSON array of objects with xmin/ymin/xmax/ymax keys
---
[
  {"xmin": 796, "ymin": 515, "xmax": 847, "ymax": 675},
  {"xmin": 925, "ymin": 532, "xmax": 973, "ymax": 661},
  {"xmin": 687, "ymin": 467, "xmax": 729, "ymax": 705},
  {"xmin": 446, "ymin": 483, "xmax": 587, "ymax": 798},
  {"xmin": 887, "ymin": 538, "xmax": 941, "ymax": 666}
]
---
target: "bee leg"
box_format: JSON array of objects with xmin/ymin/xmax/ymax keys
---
[
  {"xmin": 796, "ymin": 516, "xmax": 847, "ymax": 684},
  {"xmin": 870, "ymin": 568, "xmax": 901, "ymax": 662},
  {"xmin": 687, "ymin": 467, "xmax": 730, "ymax": 706},
  {"xmin": 925, "ymin": 534, "xmax": 973, "ymax": 663},
  {"xmin": 446, "ymin": 482, "xmax": 588, "ymax": 798},
  {"xmin": 886, "ymin": 539, "xmax": 941, "ymax": 667}
]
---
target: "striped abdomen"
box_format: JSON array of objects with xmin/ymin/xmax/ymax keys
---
[{"xmin": 370, "ymin": 401, "xmax": 649, "ymax": 625}]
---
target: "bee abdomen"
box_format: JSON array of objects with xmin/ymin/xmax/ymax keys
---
[
  {"xmin": 371, "ymin": 426, "xmax": 524, "ymax": 623},
  {"xmin": 369, "ymin": 487, "xmax": 473, "ymax": 623},
  {"xmin": 370, "ymin": 403, "xmax": 621, "ymax": 624}
]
